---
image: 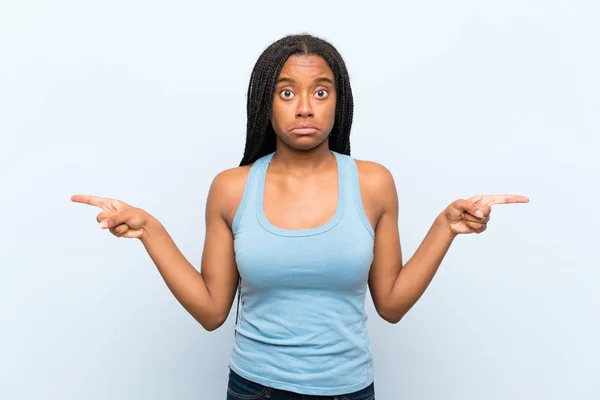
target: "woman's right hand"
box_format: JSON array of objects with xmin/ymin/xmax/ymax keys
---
[{"xmin": 71, "ymin": 195, "xmax": 155, "ymax": 239}]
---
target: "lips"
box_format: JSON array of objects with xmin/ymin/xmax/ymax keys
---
[
  {"xmin": 290, "ymin": 124, "xmax": 319, "ymax": 135},
  {"xmin": 291, "ymin": 128, "xmax": 318, "ymax": 135}
]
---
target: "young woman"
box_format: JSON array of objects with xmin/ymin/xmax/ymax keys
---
[{"xmin": 72, "ymin": 34, "xmax": 528, "ymax": 400}]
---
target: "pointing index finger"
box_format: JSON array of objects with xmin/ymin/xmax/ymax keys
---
[
  {"xmin": 71, "ymin": 194, "xmax": 111, "ymax": 209},
  {"xmin": 482, "ymin": 194, "xmax": 530, "ymax": 206}
]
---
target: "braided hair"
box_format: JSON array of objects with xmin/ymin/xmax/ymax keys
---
[{"xmin": 238, "ymin": 33, "xmax": 354, "ymax": 166}]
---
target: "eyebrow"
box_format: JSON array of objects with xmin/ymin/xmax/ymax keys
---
[{"xmin": 277, "ymin": 77, "xmax": 334, "ymax": 85}]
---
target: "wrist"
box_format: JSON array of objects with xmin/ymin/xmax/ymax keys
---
[
  {"xmin": 140, "ymin": 214, "xmax": 164, "ymax": 242},
  {"xmin": 435, "ymin": 212, "xmax": 457, "ymax": 241}
]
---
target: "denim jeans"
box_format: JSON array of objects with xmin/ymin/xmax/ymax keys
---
[{"xmin": 226, "ymin": 369, "xmax": 375, "ymax": 400}]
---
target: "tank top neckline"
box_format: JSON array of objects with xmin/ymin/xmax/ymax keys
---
[{"xmin": 255, "ymin": 151, "xmax": 346, "ymax": 237}]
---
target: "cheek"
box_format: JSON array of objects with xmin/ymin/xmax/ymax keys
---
[
  {"xmin": 324, "ymin": 101, "xmax": 336, "ymax": 126},
  {"xmin": 270, "ymin": 101, "xmax": 287, "ymax": 131}
]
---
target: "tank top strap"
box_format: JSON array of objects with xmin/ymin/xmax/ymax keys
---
[
  {"xmin": 336, "ymin": 152, "xmax": 375, "ymax": 239},
  {"xmin": 332, "ymin": 151, "xmax": 353, "ymax": 208},
  {"xmin": 232, "ymin": 152, "xmax": 274, "ymax": 235}
]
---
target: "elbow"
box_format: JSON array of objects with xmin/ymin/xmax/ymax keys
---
[
  {"xmin": 377, "ymin": 306, "xmax": 405, "ymax": 324},
  {"xmin": 382, "ymin": 314, "xmax": 403, "ymax": 325},
  {"xmin": 195, "ymin": 311, "xmax": 228, "ymax": 332},
  {"xmin": 200, "ymin": 318, "xmax": 224, "ymax": 332},
  {"xmin": 201, "ymin": 320, "xmax": 220, "ymax": 332}
]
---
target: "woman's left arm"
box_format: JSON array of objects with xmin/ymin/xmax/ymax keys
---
[{"xmin": 362, "ymin": 162, "xmax": 528, "ymax": 324}]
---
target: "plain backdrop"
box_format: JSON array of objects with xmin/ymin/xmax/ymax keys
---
[{"xmin": 1, "ymin": 0, "xmax": 599, "ymax": 399}]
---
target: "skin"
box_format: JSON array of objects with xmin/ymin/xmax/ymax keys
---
[
  {"xmin": 264, "ymin": 54, "xmax": 339, "ymax": 231},
  {"xmin": 71, "ymin": 54, "xmax": 529, "ymax": 330}
]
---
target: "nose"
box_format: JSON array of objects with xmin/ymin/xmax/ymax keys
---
[{"xmin": 296, "ymin": 94, "xmax": 314, "ymax": 118}]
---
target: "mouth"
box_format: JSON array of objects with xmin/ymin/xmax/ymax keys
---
[
  {"xmin": 290, "ymin": 127, "xmax": 319, "ymax": 135},
  {"xmin": 290, "ymin": 124, "xmax": 320, "ymax": 135}
]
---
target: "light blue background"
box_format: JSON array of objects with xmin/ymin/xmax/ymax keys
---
[{"xmin": 1, "ymin": 1, "xmax": 598, "ymax": 399}]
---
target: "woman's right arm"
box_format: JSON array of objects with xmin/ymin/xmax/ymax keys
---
[
  {"xmin": 142, "ymin": 170, "xmax": 243, "ymax": 331},
  {"xmin": 72, "ymin": 169, "xmax": 245, "ymax": 331}
]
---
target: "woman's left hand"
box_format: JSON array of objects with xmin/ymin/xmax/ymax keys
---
[{"xmin": 443, "ymin": 194, "xmax": 529, "ymax": 236}]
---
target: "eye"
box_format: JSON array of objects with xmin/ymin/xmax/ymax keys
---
[
  {"xmin": 315, "ymin": 89, "xmax": 329, "ymax": 99},
  {"xmin": 280, "ymin": 89, "xmax": 294, "ymax": 99}
]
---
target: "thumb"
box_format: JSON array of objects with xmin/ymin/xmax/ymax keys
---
[
  {"xmin": 99, "ymin": 209, "xmax": 135, "ymax": 229},
  {"xmin": 451, "ymin": 199, "xmax": 484, "ymax": 219}
]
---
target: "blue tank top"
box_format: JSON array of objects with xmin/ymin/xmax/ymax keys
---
[{"xmin": 229, "ymin": 151, "xmax": 375, "ymax": 396}]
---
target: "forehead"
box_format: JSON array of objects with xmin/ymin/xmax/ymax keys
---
[{"xmin": 278, "ymin": 54, "xmax": 333, "ymax": 79}]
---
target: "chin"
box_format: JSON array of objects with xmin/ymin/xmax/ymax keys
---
[{"xmin": 285, "ymin": 135, "xmax": 328, "ymax": 151}]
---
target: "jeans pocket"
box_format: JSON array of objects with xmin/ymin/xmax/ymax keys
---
[
  {"xmin": 227, "ymin": 369, "xmax": 269, "ymax": 400},
  {"xmin": 340, "ymin": 382, "xmax": 375, "ymax": 400}
]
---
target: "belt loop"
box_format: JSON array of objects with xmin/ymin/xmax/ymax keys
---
[{"xmin": 265, "ymin": 387, "xmax": 272, "ymax": 398}]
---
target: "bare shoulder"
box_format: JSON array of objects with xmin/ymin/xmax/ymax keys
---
[
  {"xmin": 353, "ymin": 159, "xmax": 399, "ymax": 223},
  {"xmin": 353, "ymin": 159, "xmax": 397, "ymax": 193},
  {"xmin": 210, "ymin": 165, "xmax": 253, "ymax": 200},
  {"xmin": 207, "ymin": 164, "xmax": 254, "ymax": 227}
]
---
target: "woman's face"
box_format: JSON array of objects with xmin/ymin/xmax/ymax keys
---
[{"xmin": 270, "ymin": 54, "xmax": 337, "ymax": 151}]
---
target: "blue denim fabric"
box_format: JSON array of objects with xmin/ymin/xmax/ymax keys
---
[{"xmin": 226, "ymin": 369, "xmax": 375, "ymax": 400}]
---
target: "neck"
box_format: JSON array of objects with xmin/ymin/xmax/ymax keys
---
[{"xmin": 271, "ymin": 138, "xmax": 334, "ymax": 172}]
